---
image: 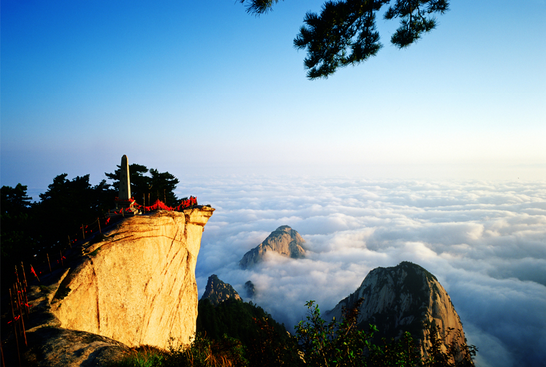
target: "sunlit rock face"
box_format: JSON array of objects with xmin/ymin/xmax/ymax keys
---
[
  {"xmin": 239, "ymin": 225, "xmax": 306, "ymax": 269},
  {"xmin": 327, "ymin": 262, "xmax": 473, "ymax": 364},
  {"xmin": 50, "ymin": 207, "xmax": 214, "ymax": 349},
  {"xmin": 201, "ymin": 274, "xmax": 242, "ymax": 305}
]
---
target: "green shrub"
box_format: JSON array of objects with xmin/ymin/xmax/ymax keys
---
[
  {"xmin": 89, "ymin": 247, "xmax": 101, "ymax": 257},
  {"xmin": 294, "ymin": 300, "xmax": 476, "ymax": 367},
  {"xmin": 165, "ymin": 334, "xmax": 247, "ymax": 367},
  {"xmin": 110, "ymin": 335, "xmax": 247, "ymax": 367}
]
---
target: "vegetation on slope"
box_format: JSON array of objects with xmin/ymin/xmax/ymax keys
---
[
  {"xmin": 1, "ymin": 164, "xmax": 180, "ymax": 292},
  {"xmin": 111, "ymin": 299, "xmax": 476, "ymax": 367}
]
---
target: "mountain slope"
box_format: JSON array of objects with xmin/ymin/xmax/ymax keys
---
[{"xmin": 326, "ymin": 261, "xmax": 473, "ymax": 364}]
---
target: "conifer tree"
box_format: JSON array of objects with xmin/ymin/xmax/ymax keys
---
[{"xmin": 240, "ymin": 0, "xmax": 449, "ymax": 79}]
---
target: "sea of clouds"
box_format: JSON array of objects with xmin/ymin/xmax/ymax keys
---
[{"xmin": 177, "ymin": 176, "xmax": 546, "ymax": 367}]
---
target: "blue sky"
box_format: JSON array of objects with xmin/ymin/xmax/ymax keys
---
[{"xmin": 2, "ymin": 0, "xmax": 545, "ymax": 196}]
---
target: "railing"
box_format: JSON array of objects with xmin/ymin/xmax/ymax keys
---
[
  {"xmin": 3, "ymin": 264, "xmax": 29, "ymax": 367},
  {"xmin": 111, "ymin": 196, "xmax": 198, "ymax": 215}
]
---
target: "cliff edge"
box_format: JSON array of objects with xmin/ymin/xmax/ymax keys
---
[{"xmin": 49, "ymin": 207, "xmax": 214, "ymax": 349}]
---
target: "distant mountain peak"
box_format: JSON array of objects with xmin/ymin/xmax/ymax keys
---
[
  {"xmin": 239, "ymin": 225, "xmax": 306, "ymax": 269},
  {"xmin": 200, "ymin": 274, "xmax": 242, "ymax": 305},
  {"xmin": 244, "ymin": 280, "xmax": 256, "ymax": 299}
]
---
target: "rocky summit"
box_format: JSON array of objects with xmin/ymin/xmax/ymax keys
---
[
  {"xmin": 239, "ymin": 225, "xmax": 306, "ymax": 269},
  {"xmin": 21, "ymin": 206, "xmax": 214, "ymax": 362},
  {"xmin": 201, "ymin": 274, "xmax": 242, "ymax": 305},
  {"xmin": 326, "ymin": 261, "xmax": 474, "ymax": 365}
]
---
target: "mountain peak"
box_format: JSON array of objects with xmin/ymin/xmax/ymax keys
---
[
  {"xmin": 239, "ymin": 225, "xmax": 306, "ymax": 269},
  {"xmin": 327, "ymin": 261, "xmax": 473, "ymax": 364},
  {"xmin": 200, "ymin": 274, "xmax": 242, "ymax": 305}
]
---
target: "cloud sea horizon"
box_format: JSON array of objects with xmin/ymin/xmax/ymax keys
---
[{"xmin": 180, "ymin": 175, "xmax": 546, "ymax": 367}]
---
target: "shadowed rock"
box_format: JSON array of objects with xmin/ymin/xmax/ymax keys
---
[
  {"xmin": 23, "ymin": 326, "xmax": 129, "ymax": 367},
  {"xmin": 244, "ymin": 280, "xmax": 256, "ymax": 299}
]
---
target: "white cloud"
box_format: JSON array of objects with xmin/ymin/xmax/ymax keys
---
[{"xmin": 183, "ymin": 177, "xmax": 546, "ymax": 367}]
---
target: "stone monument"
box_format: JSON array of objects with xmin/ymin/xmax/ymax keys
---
[
  {"xmin": 119, "ymin": 154, "xmax": 131, "ymax": 201},
  {"xmin": 115, "ymin": 155, "xmax": 138, "ymax": 215}
]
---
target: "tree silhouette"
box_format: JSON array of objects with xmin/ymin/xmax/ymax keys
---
[{"xmin": 240, "ymin": 0, "xmax": 449, "ymax": 79}]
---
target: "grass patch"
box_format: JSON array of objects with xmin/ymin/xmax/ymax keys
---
[
  {"xmin": 89, "ymin": 233, "xmax": 106, "ymax": 245},
  {"xmin": 89, "ymin": 247, "xmax": 101, "ymax": 257},
  {"xmin": 109, "ymin": 336, "xmax": 247, "ymax": 367},
  {"xmin": 111, "ymin": 346, "xmax": 165, "ymax": 367}
]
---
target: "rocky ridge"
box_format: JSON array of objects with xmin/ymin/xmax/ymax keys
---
[
  {"xmin": 239, "ymin": 225, "xmax": 306, "ymax": 269},
  {"xmin": 326, "ymin": 261, "xmax": 473, "ymax": 364},
  {"xmin": 50, "ymin": 208, "xmax": 214, "ymax": 349},
  {"xmin": 200, "ymin": 274, "xmax": 242, "ymax": 305}
]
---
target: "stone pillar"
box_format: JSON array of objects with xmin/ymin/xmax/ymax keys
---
[{"xmin": 119, "ymin": 155, "xmax": 131, "ymax": 201}]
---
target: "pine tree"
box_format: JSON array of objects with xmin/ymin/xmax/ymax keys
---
[{"xmin": 240, "ymin": 0, "xmax": 449, "ymax": 79}]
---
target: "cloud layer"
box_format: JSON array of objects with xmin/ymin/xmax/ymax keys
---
[{"xmin": 177, "ymin": 176, "xmax": 546, "ymax": 367}]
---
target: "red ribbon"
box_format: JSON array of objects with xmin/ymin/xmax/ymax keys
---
[
  {"xmin": 130, "ymin": 197, "xmax": 197, "ymax": 212},
  {"xmin": 7, "ymin": 315, "xmax": 21, "ymax": 324}
]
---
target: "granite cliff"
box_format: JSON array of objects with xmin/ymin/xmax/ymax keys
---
[
  {"xmin": 326, "ymin": 262, "xmax": 473, "ymax": 364},
  {"xmin": 46, "ymin": 207, "xmax": 214, "ymax": 350},
  {"xmin": 200, "ymin": 274, "xmax": 242, "ymax": 305},
  {"xmin": 239, "ymin": 225, "xmax": 306, "ymax": 269}
]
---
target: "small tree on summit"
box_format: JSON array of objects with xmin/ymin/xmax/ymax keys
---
[
  {"xmin": 240, "ymin": 0, "xmax": 449, "ymax": 79},
  {"xmin": 148, "ymin": 168, "xmax": 180, "ymax": 206}
]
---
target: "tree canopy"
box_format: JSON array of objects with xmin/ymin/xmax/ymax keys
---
[
  {"xmin": 1, "ymin": 184, "xmax": 34, "ymax": 283},
  {"xmin": 240, "ymin": 0, "xmax": 449, "ymax": 79},
  {"xmin": 105, "ymin": 164, "xmax": 180, "ymax": 207},
  {"xmin": 1, "ymin": 163, "xmax": 182, "ymax": 291}
]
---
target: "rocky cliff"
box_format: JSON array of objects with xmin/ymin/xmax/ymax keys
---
[
  {"xmin": 239, "ymin": 225, "xmax": 306, "ymax": 269},
  {"xmin": 48, "ymin": 207, "xmax": 214, "ymax": 350},
  {"xmin": 201, "ymin": 274, "xmax": 242, "ymax": 305},
  {"xmin": 326, "ymin": 262, "xmax": 473, "ymax": 364}
]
